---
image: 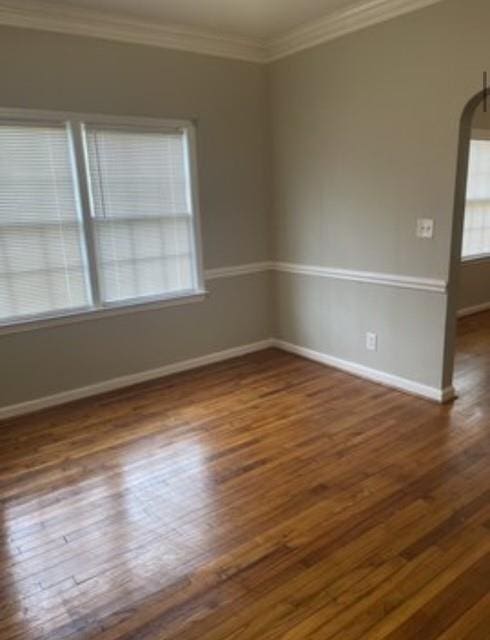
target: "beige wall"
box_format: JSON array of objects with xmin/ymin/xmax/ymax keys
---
[
  {"xmin": 0, "ymin": 26, "xmax": 272, "ymax": 407},
  {"xmin": 472, "ymin": 104, "xmax": 490, "ymax": 130},
  {"xmin": 270, "ymin": 0, "xmax": 490, "ymax": 390}
]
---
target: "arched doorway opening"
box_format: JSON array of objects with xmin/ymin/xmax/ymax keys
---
[{"xmin": 442, "ymin": 88, "xmax": 490, "ymax": 396}]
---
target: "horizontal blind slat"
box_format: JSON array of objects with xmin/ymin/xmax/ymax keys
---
[
  {"xmin": 84, "ymin": 126, "xmax": 197, "ymax": 303},
  {"xmin": 0, "ymin": 123, "xmax": 90, "ymax": 322}
]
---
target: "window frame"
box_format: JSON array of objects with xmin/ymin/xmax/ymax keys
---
[
  {"xmin": 462, "ymin": 128, "xmax": 490, "ymax": 263},
  {"xmin": 0, "ymin": 107, "xmax": 206, "ymax": 335}
]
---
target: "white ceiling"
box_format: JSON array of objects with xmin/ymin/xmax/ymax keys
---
[{"xmin": 31, "ymin": 0, "xmax": 367, "ymax": 40}]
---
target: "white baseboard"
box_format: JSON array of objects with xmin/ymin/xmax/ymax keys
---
[
  {"xmin": 272, "ymin": 339, "xmax": 455, "ymax": 403},
  {"xmin": 0, "ymin": 339, "xmax": 275, "ymax": 421},
  {"xmin": 457, "ymin": 302, "xmax": 490, "ymax": 318},
  {"xmin": 0, "ymin": 335, "xmax": 456, "ymax": 421}
]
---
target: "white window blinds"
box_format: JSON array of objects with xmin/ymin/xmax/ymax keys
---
[
  {"xmin": 0, "ymin": 111, "xmax": 203, "ymax": 329},
  {"xmin": 0, "ymin": 122, "xmax": 90, "ymax": 322},
  {"xmin": 84, "ymin": 126, "xmax": 197, "ymax": 303},
  {"xmin": 463, "ymin": 138, "xmax": 490, "ymax": 259}
]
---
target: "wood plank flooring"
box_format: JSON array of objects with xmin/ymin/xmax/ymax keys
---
[{"xmin": 0, "ymin": 312, "xmax": 489, "ymax": 639}]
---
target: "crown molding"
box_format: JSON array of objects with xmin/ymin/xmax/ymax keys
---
[
  {"xmin": 0, "ymin": 0, "xmax": 268, "ymax": 63},
  {"xmin": 0, "ymin": 0, "xmax": 446, "ymax": 63},
  {"xmin": 267, "ymin": 0, "xmax": 446, "ymax": 61}
]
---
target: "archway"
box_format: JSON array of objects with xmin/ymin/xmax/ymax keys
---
[{"xmin": 441, "ymin": 88, "xmax": 490, "ymax": 394}]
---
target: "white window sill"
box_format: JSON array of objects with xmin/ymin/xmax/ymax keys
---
[
  {"xmin": 0, "ymin": 290, "xmax": 208, "ymax": 336},
  {"xmin": 461, "ymin": 253, "xmax": 490, "ymax": 263}
]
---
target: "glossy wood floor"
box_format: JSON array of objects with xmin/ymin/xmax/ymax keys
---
[{"xmin": 1, "ymin": 313, "xmax": 489, "ymax": 640}]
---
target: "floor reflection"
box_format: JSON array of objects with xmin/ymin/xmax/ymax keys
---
[{"xmin": 2, "ymin": 432, "xmax": 215, "ymax": 638}]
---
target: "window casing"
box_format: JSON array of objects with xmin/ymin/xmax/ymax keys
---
[
  {"xmin": 462, "ymin": 133, "xmax": 490, "ymax": 261},
  {"xmin": 0, "ymin": 109, "xmax": 204, "ymax": 332}
]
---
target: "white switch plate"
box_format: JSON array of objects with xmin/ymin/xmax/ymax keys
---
[
  {"xmin": 366, "ymin": 332, "xmax": 377, "ymax": 352},
  {"xmin": 416, "ymin": 218, "xmax": 434, "ymax": 239}
]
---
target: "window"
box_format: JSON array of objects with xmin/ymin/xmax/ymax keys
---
[
  {"xmin": 0, "ymin": 121, "xmax": 90, "ymax": 321},
  {"xmin": 462, "ymin": 135, "xmax": 490, "ymax": 260},
  {"xmin": 0, "ymin": 110, "xmax": 204, "ymax": 329}
]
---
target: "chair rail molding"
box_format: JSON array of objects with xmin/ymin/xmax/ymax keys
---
[
  {"xmin": 274, "ymin": 262, "xmax": 447, "ymax": 293},
  {"xmin": 204, "ymin": 261, "xmax": 447, "ymax": 293},
  {"xmin": 204, "ymin": 262, "xmax": 272, "ymax": 280}
]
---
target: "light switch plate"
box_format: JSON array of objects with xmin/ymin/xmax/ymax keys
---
[{"xmin": 416, "ymin": 218, "xmax": 434, "ymax": 239}]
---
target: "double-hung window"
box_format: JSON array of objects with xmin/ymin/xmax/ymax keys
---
[
  {"xmin": 462, "ymin": 132, "xmax": 490, "ymax": 261},
  {"xmin": 0, "ymin": 110, "xmax": 204, "ymax": 330}
]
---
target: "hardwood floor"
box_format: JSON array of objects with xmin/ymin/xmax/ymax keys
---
[{"xmin": 1, "ymin": 313, "xmax": 489, "ymax": 640}]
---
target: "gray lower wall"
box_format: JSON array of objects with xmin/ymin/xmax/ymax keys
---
[
  {"xmin": 1, "ymin": 273, "xmax": 272, "ymax": 407},
  {"xmin": 274, "ymin": 272, "xmax": 447, "ymax": 389},
  {"xmin": 458, "ymin": 260, "xmax": 490, "ymax": 311},
  {"xmin": 0, "ymin": 26, "xmax": 272, "ymax": 408}
]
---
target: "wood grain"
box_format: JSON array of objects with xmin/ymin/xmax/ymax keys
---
[{"xmin": 0, "ymin": 311, "xmax": 489, "ymax": 639}]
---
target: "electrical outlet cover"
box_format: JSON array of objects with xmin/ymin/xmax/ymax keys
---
[
  {"xmin": 416, "ymin": 218, "xmax": 434, "ymax": 239},
  {"xmin": 366, "ymin": 332, "xmax": 377, "ymax": 351}
]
